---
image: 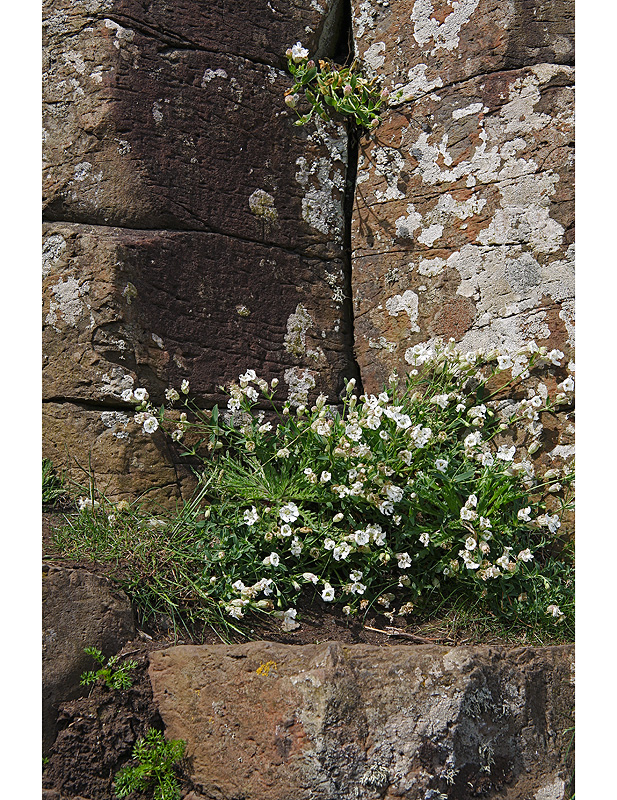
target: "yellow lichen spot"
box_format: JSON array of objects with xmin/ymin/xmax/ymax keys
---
[{"xmin": 256, "ymin": 660, "xmax": 278, "ymax": 677}]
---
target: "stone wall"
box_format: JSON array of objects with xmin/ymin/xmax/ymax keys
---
[{"xmin": 43, "ymin": 0, "xmax": 574, "ymax": 504}]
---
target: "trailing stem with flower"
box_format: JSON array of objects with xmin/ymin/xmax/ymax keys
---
[
  {"xmin": 116, "ymin": 339, "xmax": 574, "ymax": 638},
  {"xmin": 284, "ymin": 41, "xmax": 397, "ymax": 130}
]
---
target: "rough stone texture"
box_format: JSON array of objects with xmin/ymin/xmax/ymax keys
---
[
  {"xmin": 149, "ymin": 641, "xmax": 574, "ymax": 800},
  {"xmin": 43, "ymin": 222, "xmax": 351, "ymax": 405},
  {"xmin": 349, "ymin": 0, "xmax": 574, "ymax": 395},
  {"xmin": 43, "ymin": 0, "xmax": 358, "ymax": 498},
  {"xmin": 42, "ymin": 400, "xmax": 196, "ymax": 502},
  {"xmin": 351, "ymin": 0, "xmax": 574, "ymax": 88},
  {"xmin": 42, "ymin": 563, "xmax": 135, "ymax": 754}
]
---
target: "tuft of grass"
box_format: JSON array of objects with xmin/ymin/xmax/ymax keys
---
[{"xmin": 43, "ymin": 458, "xmax": 69, "ymax": 505}]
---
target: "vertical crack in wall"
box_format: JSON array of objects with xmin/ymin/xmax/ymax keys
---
[{"xmin": 329, "ymin": 0, "xmax": 364, "ymax": 397}]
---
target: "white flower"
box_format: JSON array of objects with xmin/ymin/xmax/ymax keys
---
[
  {"xmin": 385, "ymin": 484, "xmax": 404, "ymax": 503},
  {"xmin": 239, "ymin": 369, "xmax": 257, "ymax": 382},
  {"xmin": 232, "ymin": 580, "xmax": 246, "ymax": 593},
  {"xmin": 460, "ymin": 506, "xmax": 478, "ymax": 521},
  {"xmin": 281, "ymin": 608, "xmax": 300, "ymax": 632},
  {"xmin": 466, "ymin": 494, "xmax": 478, "ymax": 507},
  {"xmin": 262, "ymin": 552, "xmax": 280, "ymax": 567},
  {"xmin": 419, "ymin": 532, "xmax": 430, "ymax": 546},
  {"xmin": 366, "ymin": 414, "xmax": 381, "ymax": 430},
  {"xmin": 345, "ymin": 423, "xmax": 362, "ymax": 441},
  {"xmin": 537, "ymin": 513, "xmax": 561, "ymax": 534},
  {"xmin": 353, "ymin": 529, "xmax": 370, "ymax": 546},
  {"xmin": 134, "ymin": 387, "xmax": 149, "ymax": 402},
  {"xmin": 244, "ymin": 506, "xmax": 259, "ymax": 526},
  {"xmin": 396, "ymin": 552, "xmax": 412, "ymax": 569},
  {"xmin": 479, "ymin": 541, "xmax": 491, "ymax": 555},
  {"xmin": 245, "ymin": 386, "xmax": 259, "ymax": 402},
  {"xmin": 480, "ymin": 451, "xmax": 495, "ymax": 467},
  {"xmin": 435, "ymin": 458, "xmax": 448, "ymax": 473},
  {"xmin": 431, "ymin": 394, "xmax": 450, "ymax": 409},
  {"xmin": 321, "ymin": 583, "xmax": 335, "ymax": 602},
  {"xmin": 121, "ymin": 389, "xmax": 134, "ymax": 402},
  {"xmin": 350, "ymin": 570, "xmax": 363, "ymax": 582},
  {"xmin": 324, "ymin": 537, "xmax": 336, "ymax": 550},
  {"xmin": 465, "ymin": 536, "xmax": 477, "ymax": 551},
  {"xmin": 228, "ymin": 397, "xmax": 241, "ymax": 411},
  {"xmin": 351, "ymin": 582, "xmax": 366, "ymax": 595},
  {"xmin": 378, "ymin": 500, "xmax": 394, "ymax": 516},
  {"xmin": 290, "ymin": 537, "xmax": 303, "ymax": 556},
  {"xmin": 332, "ymin": 512, "xmax": 344, "ymax": 523},
  {"xmin": 517, "ymin": 548, "xmax": 533, "ymax": 562},
  {"xmin": 165, "ymin": 388, "xmax": 180, "ymax": 403},
  {"xmin": 497, "ymin": 355, "xmax": 513, "ymax": 371},
  {"xmin": 276, "ymin": 447, "xmax": 290, "ymax": 458},
  {"xmin": 181, "ymin": 379, "xmax": 190, "ymax": 394},
  {"xmin": 479, "ymin": 516, "xmax": 491, "ymax": 530},
  {"xmin": 254, "ymin": 578, "xmax": 273, "ymax": 595},
  {"xmin": 280, "ymin": 524, "xmax": 292, "ymax": 537},
  {"xmin": 366, "ymin": 523, "xmax": 385, "ymax": 545},
  {"xmin": 464, "ymin": 431, "xmax": 482, "ymax": 449},
  {"xmin": 279, "ymin": 502, "xmax": 300, "ymax": 523},
  {"xmin": 547, "ymin": 349, "xmax": 564, "ymax": 366},
  {"xmin": 559, "ymin": 376, "xmax": 575, "ymax": 393},
  {"xmin": 518, "ymin": 508, "xmax": 532, "ymax": 524},
  {"xmin": 496, "ymin": 445, "xmax": 516, "ymax": 461},
  {"xmin": 259, "ymin": 422, "xmax": 273, "ymax": 433},
  {"xmin": 143, "ymin": 416, "xmax": 159, "ymax": 434},
  {"xmin": 333, "ymin": 543, "xmax": 351, "ymax": 561},
  {"xmin": 320, "ymin": 471, "xmax": 331, "ymax": 483},
  {"xmin": 546, "ymin": 603, "xmax": 564, "ymax": 619},
  {"xmin": 227, "ymin": 605, "xmax": 245, "ymax": 620}
]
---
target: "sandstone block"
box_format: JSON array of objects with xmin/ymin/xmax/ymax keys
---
[
  {"xmin": 42, "ymin": 563, "xmax": 135, "ymax": 754},
  {"xmin": 351, "ymin": 0, "xmax": 574, "ymax": 93},
  {"xmin": 352, "ymin": 65, "xmax": 574, "ymax": 391},
  {"xmin": 149, "ymin": 641, "xmax": 574, "ymax": 800}
]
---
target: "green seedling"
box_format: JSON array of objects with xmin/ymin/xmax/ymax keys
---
[
  {"xmin": 80, "ymin": 646, "xmax": 137, "ymax": 690},
  {"xmin": 114, "ymin": 728, "xmax": 186, "ymax": 800}
]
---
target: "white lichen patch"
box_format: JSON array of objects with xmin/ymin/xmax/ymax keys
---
[
  {"xmin": 395, "ymin": 204, "xmax": 423, "ymax": 238},
  {"xmin": 152, "ymin": 101, "xmax": 164, "ymax": 124},
  {"xmin": 417, "ymin": 223, "xmax": 443, "ymax": 247},
  {"xmin": 385, "ymin": 290, "xmax": 420, "ymax": 331},
  {"xmin": 390, "ymin": 64, "xmax": 444, "ymax": 104},
  {"xmin": 100, "ymin": 411, "xmax": 131, "ymax": 440},
  {"xmin": 42, "ymin": 234, "xmax": 67, "ymax": 277},
  {"xmin": 62, "ymin": 50, "xmax": 87, "ymax": 75},
  {"xmin": 248, "ymin": 189, "xmax": 278, "ymax": 223},
  {"xmin": 295, "ymin": 119, "xmax": 346, "ymax": 241},
  {"xmin": 373, "ymin": 147, "xmax": 406, "ymax": 203},
  {"xmin": 364, "ymin": 41, "xmax": 386, "ymax": 75},
  {"xmin": 104, "ymin": 18, "xmax": 136, "ymax": 49},
  {"xmin": 284, "ymin": 367, "xmax": 317, "ymax": 407},
  {"xmin": 534, "ymin": 777, "xmax": 566, "ymax": 800},
  {"xmin": 201, "ymin": 68, "xmax": 228, "ymax": 87},
  {"xmin": 45, "ymin": 276, "xmax": 90, "ymax": 330},
  {"xmin": 73, "ymin": 162, "xmax": 92, "ymax": 182},
  {"xmin": 418, "ymin": 257, "xmax": 446, "ymax": 277},
  {"xmin": 284, "ymin": 304, "xmax": 314, "ymax": 356},
  {"xmin": 101, "ymin": 369, "xmax": 134, "ymax": 398},
  {"xmin": 352, "ymin": 0, "xmax": 377, "ymax": 39},
  {"xmin": 411, "ymin": 0, "xmax": 480, "ymax": 53},
  {"xmin": 151, "ymin": 333, "xmax": 165, "ymax": 349},
  {"xmin": 452, "ymin": 102, "xmax": 487, "ymax": 120},
  {"xmin": 369, "ymin": 336, "xmax": 397, "ymax": 352}
]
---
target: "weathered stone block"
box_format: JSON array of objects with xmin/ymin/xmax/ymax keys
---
[
  {"xmin": 351, "ymin": 0, "xmax": 574, "ymax": 92},
  {"xmin": 149, "ymin": 641, "xmax": 574, "ymax": 800},
  {"xmin": 352, "ymin": 64, "xmax": 574, "ymax": 390},
  {"xmin": 42, "ymin": 401, "xmax": 193, "ymax": 503},
  {"xmin": 42, "ymin": 563, "xmax": 135, "ymax": 754},
  {"xmin": 43, "ymin": 223, "xmax": 351, "ymax": 405},
  {"xmin": 43, "ymin": 1, "xmax": 348, "ymax": 260}
]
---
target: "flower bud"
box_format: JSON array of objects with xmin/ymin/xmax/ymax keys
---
[
  {"xmin": 271, "ymin": 378, "xmax": 279, "ymax": 390},
  {"xmin": 343, "ymin": 84, "xmax": 352, "ymax": 96},
  {"xmin": 528, "ymin": 441, "xmax": 541, "ymax": 455}
]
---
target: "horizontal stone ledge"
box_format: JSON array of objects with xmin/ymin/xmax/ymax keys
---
[{"xmin": 149, "ymin": 640, "xmax": 574, "ymax": 800}]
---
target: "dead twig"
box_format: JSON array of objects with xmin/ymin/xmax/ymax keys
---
[{"xmin": 363, "ymin": 625, "xmax": 455, "ymax": 644}]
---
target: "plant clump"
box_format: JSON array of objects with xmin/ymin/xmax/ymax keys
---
[
  {"xmin": 114, "ymin": 729, "xmax": 186, "ymax": 800},
  {"xmin": 101, "ymin": 338, "xmax": 574, "ymax": 639},
  {"xmin": 284, "ymin": 41, "xmax": 397, "ymax": 129},
  {"xmin": 80, "ymin": 646, "xmax": 138, "ymax": 690}
]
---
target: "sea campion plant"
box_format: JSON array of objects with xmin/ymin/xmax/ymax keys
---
[
  {"xmin": 284, "ymin": 41, "xmax": 396, "ymax": 129},
  {"xmin": 120, "ymin": 338, "xmax": 574, "ymax": 637}
]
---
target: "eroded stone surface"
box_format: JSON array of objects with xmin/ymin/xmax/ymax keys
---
[
  {"xmin": 42, "ymin": 563, "xmax": 135, "ymax": 754},
  {"xmin": 352, "ymin": 64, "xmax": 574, "ymax": 391},
  {"xmin": 351, "ymin": 0, "xmax": 574, "ymax": 91},
  {"xmin": 43, "ymin": 1, "xmax": 347, "ymax": 259},
  {"xmin": 149, "ymin": 641, "xmax": 574, "ymax": 800},
  {"xmin": 43, "ymin": 223, "xmax": 351, "ymax": 405},
  {"xmin": 42, "ymin": 401, "xmax": 195, "ymax": 503}
]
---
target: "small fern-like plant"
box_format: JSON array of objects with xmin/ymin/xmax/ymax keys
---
[
  {"xmin": 80, "ymin": 646, "xmax": 137, "ymax": 690},
  {"xmin": 114, "ymin": 729, "xmax": 186, "ymax": 800}
]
